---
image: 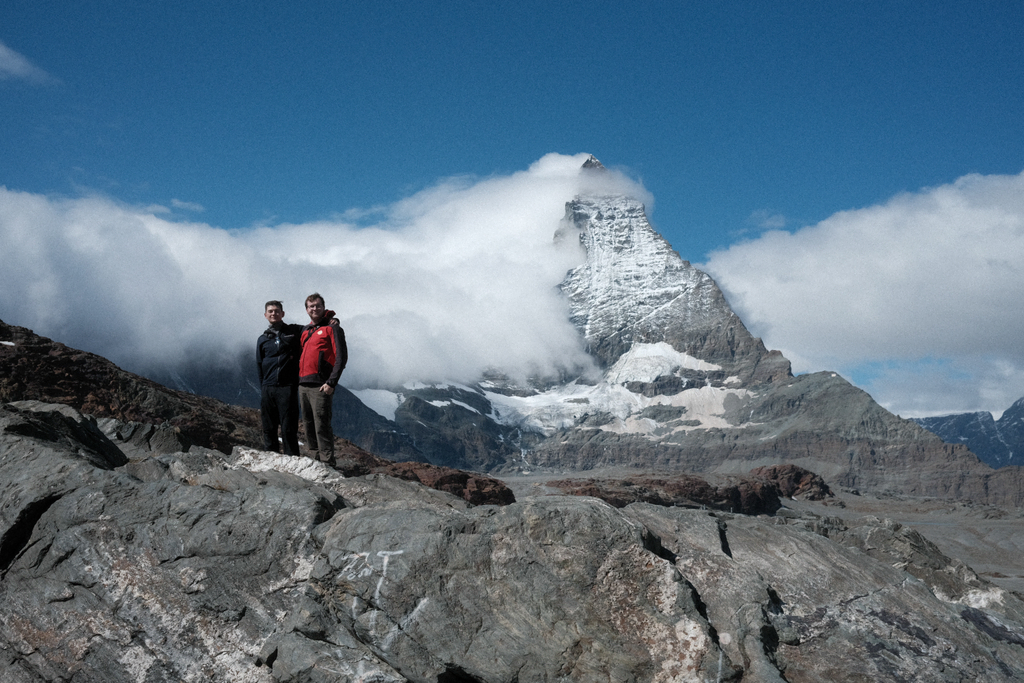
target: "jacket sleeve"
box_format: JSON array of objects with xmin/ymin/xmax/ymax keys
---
[
  {"xmin": 326, "ymin": 326, "xmax": 347, "ymax": 387},
  {"xmin": 256, "ymin": 337, "xmax": 265, "ymax": 385}
]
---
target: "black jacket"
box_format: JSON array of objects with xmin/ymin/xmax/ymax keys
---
[{"xmin": 256, "ymin": 323, "xmax": 303, "ymax": 387}]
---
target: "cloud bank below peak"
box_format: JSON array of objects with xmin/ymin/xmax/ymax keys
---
[{"xmin": 0, "ymin": 153, "xmax": 646, "ymax": 388}]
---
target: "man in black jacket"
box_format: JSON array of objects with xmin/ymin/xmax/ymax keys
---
[{"xmin": 256, "ymin": 301, "xmax": 303, "ymax": 454}]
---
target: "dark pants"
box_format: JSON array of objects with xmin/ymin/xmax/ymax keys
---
[
  {"xmin": 299, "ymin": 385, "xmax": 334, "ymax": 460},
  {"xmin": 260, "ymin": 384, "xmax": 300, "ymax": 455}
]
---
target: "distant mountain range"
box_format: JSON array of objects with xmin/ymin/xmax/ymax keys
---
[{"xmin": 914, "ymin": 397, "xmax": 1024, "ymax": 469}]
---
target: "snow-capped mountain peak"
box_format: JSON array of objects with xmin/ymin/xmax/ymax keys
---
[{"xmin": 556, "ymin": 194, "xmax": 786, "ymax": 385}]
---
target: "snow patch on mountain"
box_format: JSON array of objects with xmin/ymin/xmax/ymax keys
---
[
  {"xmin": 430, "ymin": 399, "xmax": 482, "ymax": 414},
  {"xmin": 483, "ymin": 380, "xmax": 640, "ymax": 433},
  {"xmin": 352, "ymin": 389, "xmax": 404, "ymax": 421},
  {"xmin": 481, "ymin": 379, "xmax": 752, "ymax": 437},
  {"xmin": 606, "ymin": 342, "xmax": 720, "ymax": 383}
]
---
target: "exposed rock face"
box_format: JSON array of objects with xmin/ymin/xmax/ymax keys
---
[
  {"xmin": 5, "ymin": 401, "xmax": 1024, "ymax": 681},
  {"xmin": 747, "ymin": 464, "xmax": 832, "ymax": 501},
  {"xmin": 556, "ymin": 195, "xmax": 789, "ymax": 385},
  {"xmin": 332, "ymin": 384, "xmax": 427, "ymax": 461},
  {"xmin": 376, "ymin": 461, "xmax": 516, "ymax": 506},
  {"xmin": 626, "ymin": 505, "xmax": 1024, "ymax": 682},
  {"xmin": 392, "ymin": 388, "xmax": 522, "ymax": 471},
  {"xmin": 547, "ymin": 465, "xmax": 832, "ymax": 516}
]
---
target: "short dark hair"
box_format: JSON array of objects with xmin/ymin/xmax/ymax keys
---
[
  {"xmin": 265, "ymin": 300, "xmax": 283, "ymax": 310},
  {"xmin": 305, "ymin": 293, "xmax": 325, "ymax": 307}
]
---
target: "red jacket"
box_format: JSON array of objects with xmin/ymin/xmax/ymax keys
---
[{"xmin": 299, "ymin": 322, "xmax": 347, "ymax": 387}]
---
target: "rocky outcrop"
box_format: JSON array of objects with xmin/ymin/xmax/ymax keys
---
[
  {"xmin": 627, "ymin": 504, "xmax": 1024, "ymax": 682},
  {"xmin": 5, "ymin": 401, "xmax": 1024, "ymax": 681},
  {"xmin": 547, "ymin": 473, "xmax": 785, "ymax": 515},
  {"xmin": 377, "ymin": 461, "xmax": 516, "ymax": 506},
  {"xmin": 0, "ymin": 318, "xmax": 262, "ymax": 453},
  {"xmin": 547, "ymin": 465, "xmax": 831, "ymax": 515},
  {"xmin": 748, "ymin": 464, "xmax": 832, "ymax": 501}
]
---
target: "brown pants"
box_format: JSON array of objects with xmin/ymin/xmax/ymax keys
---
[{"xmin": 299, "ymin": 385, "xmax": 334, "ymax": 460}]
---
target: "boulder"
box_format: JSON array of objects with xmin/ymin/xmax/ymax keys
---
[
  {"xmin": 748, "ymin": 464, "xmax": 832, "ymax": 501},
  {"xmin": 377, "ymin": 460, "xmax": 516, "ymax": 506}
]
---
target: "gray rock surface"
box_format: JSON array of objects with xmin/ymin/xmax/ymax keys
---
[
  {"xmin": 96, "ymin": 415, "xmax": 193, "ymax": 458},
  {"xmin": 4, "ymin": 401, "xmax": 1024, "ymax": 682}
]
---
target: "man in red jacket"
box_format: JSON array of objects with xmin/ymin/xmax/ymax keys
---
[{"xmin": 298, "ymin": 292, "xmax": 347, "ymax": 464}]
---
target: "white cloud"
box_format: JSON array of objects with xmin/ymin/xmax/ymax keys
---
[
  {"xmin": 0, "ymin": 154, "xmax": 646, "ymax": 389},
  {"xmin": 747, "ymin": 209, "xmax": 786, "ymax": 229},
  {"xmin": 171, "ymin": 198, "xmax": 205, "ymax": 213},
  {"xmin": 703, "ymin": 170, "xmax": 1024, "ymax": 416},
  {"xmin": 0, "ymin": 41, "xmax": 55, "ymax": 84}
]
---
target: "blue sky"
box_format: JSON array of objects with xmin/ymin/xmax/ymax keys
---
[
  {"xmin": 2, "ymin": 1, "xmax": 1024, "ymax": 418},
  {"xmin": 5, "ymin": 1, "xmax": 1022, "ymax": 256}
]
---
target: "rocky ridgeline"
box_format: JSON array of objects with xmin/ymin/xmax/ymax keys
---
[
  {"xmin": 0, "ymin": 318, "xmax": 261, "ymax": 453},
  {"xmin": 4, "ymin": 400, "xmax": 1024, "ymax": 681},
  {"xmin": 915, "ymin": 396, "xmax": 1024, "ymax": 469}
]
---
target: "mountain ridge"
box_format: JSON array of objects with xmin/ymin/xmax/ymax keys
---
[
  {"xmin": 352, "ymin": 180, "xmax": 1024, "ymax": 504},
  {"xmin": 915, "ymin": 396, "xmax": 1024, "ymax": 468}
]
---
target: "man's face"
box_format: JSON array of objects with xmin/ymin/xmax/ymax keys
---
[
  {"xmin": 306, "ymin": 298, "xmax": 325, "ymax": 323},
  {"xmin": 264, "ymin": 305, "xmax": 284, "ymax": 326}
]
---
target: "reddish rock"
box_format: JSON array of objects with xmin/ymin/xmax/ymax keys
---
[
  {"xmin": 749, "ymin": 463, "xmax": 833, "ymax": 500},
  {"xmin": 330, "ymin": 438, "xmax": 393, "ymax": 476},
  {"xmin": 549, "ymin": 473, "xmax": 783, "ymax": 516},
  {"xmin": 378, "ymin": 461, "xmax": 516, "ymax": 506}
]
